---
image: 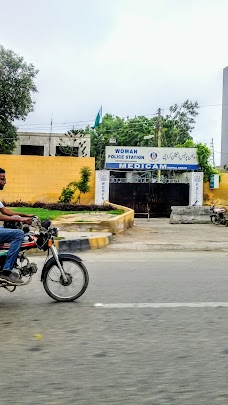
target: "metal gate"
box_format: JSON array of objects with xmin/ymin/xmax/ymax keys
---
[{"xmin": 109, "ymin": 183, "xmax": 189, "ymax": 217}]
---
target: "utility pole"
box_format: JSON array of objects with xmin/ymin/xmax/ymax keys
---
[
  {"xmin": 157, "ymin": 108, "xmax": 162, "ymax": 182},
  {"xmin": 99, "ymin": 133, "xmax": 104, "ymax": 170}
]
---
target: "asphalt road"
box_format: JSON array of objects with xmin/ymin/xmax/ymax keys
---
[{"xmin": 1, "ymin": 250, "xmax": 228, "ymax": 404}]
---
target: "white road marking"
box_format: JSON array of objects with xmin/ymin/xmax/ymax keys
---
[
  {"xmin": 84, "ymin": 259, "xmax": 193, "ymax": 263},
  {"xmin": 94, "ymin": 302, "xmax": 228, "ymax": 308}
]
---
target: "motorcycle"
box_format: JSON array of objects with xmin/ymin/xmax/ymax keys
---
[
  {"xmin": 210, "ymin": 201, "xmax": 228, "ymax": 226},
  {"xmin": 0, "ymin": 217, "xmax": 89, "ymax": 301}
]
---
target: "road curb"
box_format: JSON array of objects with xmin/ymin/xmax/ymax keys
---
[{"xmin": 55, "ymin": 234, "xmax": 113, "ymax": 253}]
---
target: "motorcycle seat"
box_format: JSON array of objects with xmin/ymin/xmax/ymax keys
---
[{"xmin": 213, "ymin": 208, "xmax": 226, "ymax": 213}]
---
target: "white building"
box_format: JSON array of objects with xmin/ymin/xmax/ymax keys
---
[
  {"xmin": 221, "ymin": 66, "xmax": 228, "ymax": 167},
  {"xmin": 14, "ymin": 132, "xmax": 90, "ymax": 157}
]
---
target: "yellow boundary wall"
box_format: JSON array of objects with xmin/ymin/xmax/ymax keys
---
[
  {"xmin": 204, "ymin": 173, "xmax": 228, "ymax": 208},
  {"xmin": 4, "ymin": 153, "xmax": 228, "ymax": 219},
  {"xmin": 0, "ymin": 155, "xmax": 95, "ymax": 204}
]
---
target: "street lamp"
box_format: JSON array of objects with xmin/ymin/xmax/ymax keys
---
[{"xmin": 144, "ymin": 134, "xmax": 154, "ymax": 146}]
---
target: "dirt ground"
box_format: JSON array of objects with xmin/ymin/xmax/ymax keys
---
[{"xmin": 55, "ymin": 212, "xmax": 119, "ymax": 222}]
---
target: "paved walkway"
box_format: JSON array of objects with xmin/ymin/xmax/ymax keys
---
[
  {"xmin": 54, "ymin": 216, "xmax": 228, "ymax": 252},
  {"xmin": 105, "ymin": 218, "xmax": 228, "ymax": 251}
]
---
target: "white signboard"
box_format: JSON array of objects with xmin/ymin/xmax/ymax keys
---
[
  {"xmin": 210, "ymin": 174, "xmax": 219, "ymax": 189},
  {"xmin": 188, "ymin": 172, "xmax": 203, "ymax": 206},
  {"xmin": 95, "ymin": 170, "xmax": 110, "ymax": 205},
  {"xmin": 105, "ymin": 146, "xmax": 198, "ymax": 170}
]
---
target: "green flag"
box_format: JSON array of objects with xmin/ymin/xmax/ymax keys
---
[{"xmin": 93, "ymin": 106, "xmax": 102, "ymax": 129}]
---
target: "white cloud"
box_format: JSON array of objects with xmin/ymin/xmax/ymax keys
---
[{"xmin": 1, "ymin": 0, "xmax": 228, "ymax": 163}]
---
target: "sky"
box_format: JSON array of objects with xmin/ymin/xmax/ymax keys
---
[{"xmin": 1, "ymin": 0, "xmax": 228, "ymax": 165}]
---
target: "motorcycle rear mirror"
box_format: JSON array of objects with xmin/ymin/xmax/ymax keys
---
[{"xmin": 41, "ymin": 219, "xmax": 51, "ymax": 229}]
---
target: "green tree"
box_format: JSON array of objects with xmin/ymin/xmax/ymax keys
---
[
  {"xmin": 0, "ymin": 44, "xmax": 38, "ymax": 153},
  {"xmin": 58, "ymin": 166, "xmax": 92, "ymax": 203},
  {"xmin": 162, "ymin": 100, "xmax": 198, "ymax": 146},
  {"xmin": 177, "ymin": 139, "xmax": 220, "ymax": 181},
  {"xmin": 0, "ymin": 119, "xmax": 18, "ymax": 153},
  {"xmin": 57, "ymin": 129, "xmax": 88, "ymax": 157},
  {"xmin": 90, "ymin": 114, "xmax": 126, "ymax": 169},
  {"xmin": 90, "ymin": 100, "xmax": 198, "ymax": 168},
  {"xmin": 75, "ymin": 166, "xmax": 92, "ymax": 203},
  {"xmin": 119, "ymin": 116, "xmax": 156, "ymax": 147}
]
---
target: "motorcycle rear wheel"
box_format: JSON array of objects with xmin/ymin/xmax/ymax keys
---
[
  {"xmin": 43, "ymin": 256, "xmax": 89, "ymax": 302},
  {"xmin": 211, "ymin": 215, "xmax": 220, "ymax": 225}
]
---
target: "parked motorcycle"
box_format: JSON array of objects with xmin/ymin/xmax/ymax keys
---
[
  {"xmin": 0, "ymin": 217, "xmax": 89, "ymax": 301},
  {"xmin": 210, "ymin": 201, "xmax": 228, "ymax": 226}
]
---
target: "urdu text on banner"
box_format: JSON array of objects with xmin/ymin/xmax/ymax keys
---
[{"xmin": 105, "ymin": 146, "xmax": 198, "ymax": 170}]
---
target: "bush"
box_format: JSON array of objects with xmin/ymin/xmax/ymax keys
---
[
  {"xmin": 2, "ymin": 200, "xmax": 114, "ymax": 211},
  {"xmin": 58, "ymin": 166, "xmax": 92, "ymax": 203},
  {"xmin": 58, "ymin": 185, "xmax": 76, "ymax": 204}
]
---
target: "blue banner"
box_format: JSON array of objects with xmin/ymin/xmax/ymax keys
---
[{"xmin": 105, "ymin": 163, "xmax": 199, "ymax": 170}]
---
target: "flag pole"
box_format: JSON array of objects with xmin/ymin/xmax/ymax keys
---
[
  {"xmin": 48, "ymin": 113, "xmax": 53, "ymax": 156},
  {"xmin": 93, "ymin": 106, "xmax": 103, "ymax": 169}
]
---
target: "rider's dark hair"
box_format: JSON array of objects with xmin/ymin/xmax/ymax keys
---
[{"xmin": 0, "ymin": 168, "xmax": 5, "ymax": 174}]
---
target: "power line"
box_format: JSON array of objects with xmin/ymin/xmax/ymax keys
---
[
  {"xmin": 0, "ymin": 102, "xmax": 225, "ymax": 141},
  {"xmin": 16, "ymin": 119, "xmax": 95, "ymax": 127},
  {"xmin": 16, "ymin": 116, "xmax": 161, "ymax": 133},
  {"xmin": 15, "ymin": 114, "xmax": 157, "ymax": 128},
  {"xmin": 15, "ymin": 103, "xmax": 223, "ymax": 128}
]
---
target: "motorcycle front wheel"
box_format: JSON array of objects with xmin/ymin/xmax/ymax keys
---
[
  {"xmin": 43, "ymin": 256, "xmax": 89, "ymax": 302},
  {"xmin": 211, "ymin": 215, "xmax": 219, "ymax": 225}
]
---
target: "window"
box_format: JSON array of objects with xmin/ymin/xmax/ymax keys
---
[
  {"xmin": 21, "ymin": 145, "xmax": 44, "ymax": 156},
  {"xmin": 55, "ymin": 146, "xmax": 79, "ymax": 157}
]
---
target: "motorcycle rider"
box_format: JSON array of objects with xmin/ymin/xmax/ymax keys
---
[{"xmin": 0, "ymin": 168, "xmax": 33, "ymax": 285}]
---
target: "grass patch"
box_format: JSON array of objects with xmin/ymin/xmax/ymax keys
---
[
  {"xmin": 11, "ymin": 208, "xmax": 77, "ymax": 221},
  {"xmin": 10, "ymin": 207, "xmax": 124, "ymax": 221},
  {"xmin": 107, "ymin": 210, "xmax": 124, "ymax": 215}
]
